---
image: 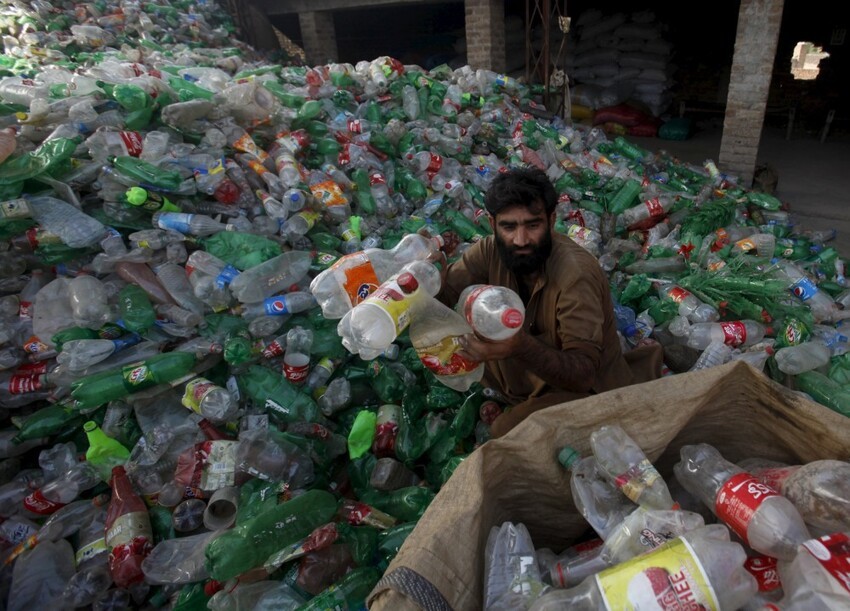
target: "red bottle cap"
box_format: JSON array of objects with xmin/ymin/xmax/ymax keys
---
[
  {"xmin": 397, "ymin": 272, "xmax": 418, "ymax": 293},
  {"xmin": 501, "ymin": 308, "xmax": 523, "ymax": 329}
]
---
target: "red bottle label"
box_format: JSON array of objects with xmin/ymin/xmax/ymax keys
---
[
  {"xmin": 283, "ymin": 361, "xmax": 309, "ymax": 383},
  {"xmin": 22, "ymin": 489, "xmax": 66, "ymax": 515},
  {"xmin": 666, "ymin": 287, "xmax": 691, "ymax": 303},
  {"xmin": 8, "ymin": 374, "xmax": 42, "ymax": 394},
  {"xmin": 119, "ymin": 131, "xmax": 144, "ymax": 157},
  {"xmin": 644, "ymin": 197, "xmax": 665, "ymax": 218},
  {"xmin": 753, "ymin": 467, "xmax": 797, "ymax": 492},
  {"xmin": 425, "ymin": 154, "xmax": 443, "ymax": 178},
  {"xmin": 802, "ymin": 532, "xmax": 850, "ymax": 595},
  {"xmin": 744, "ymin": 555, "xmax": 782, "ymax": 592},
  {"xmin": 715, "ymin": 473, "xmax": 779, "ymax": 544},
  {"xmin": 720, "ymin": 321, "xmax": 747, "ymax": 347}
]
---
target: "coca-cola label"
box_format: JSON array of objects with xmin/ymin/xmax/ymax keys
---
[
  {"xmin": 347, "ymin": 118, "xmax": 363, "ymax": 134},
  {"xmin": 8, "ymin": 374, "xmax": 42, "ymax": 394},
  {"xmin": 715, "ymin": 473, "xmax": 779, "ymax": 544},
  {"xmin": 262, "ymin": 340, "xmax": 285, "ymax": 359},
  {"xmin": 801, "ymin": 532, "xmax": 850, "ymax": 595},
  {"xmin": 118, "ymin": 131, "xmax": 144, "ymax": 156},
  {"xmin": 425, "ymin": 153, "xmax": 443, "ymax": 178},
  {"xmin": 22, "ymin": 489, "xmax": 66, "ymax": 515},
  {"xmin": 18, "ymin": 300, "xmax": 31, "ymax": 318},
  {"xmin": 105, "ymin": 510, "xmax": 152, "ymax": 548},
  {"xmin": 595, "ymin": 538, "xmax": 719, "ymax": 610},
  {"xmin": 337, "ymin": 143, "xmax": 351, "ymax": 166},
  {"xmin": 744, "ymin": 555, "xmax": 781, "ymax": 593},
  {"xmin": 753, "ymin": 466, "xmax": 796, "ymax": 492},
  {"xmin": 720, "ymin": 321, "xmax": 747, "ymax": 347},
  {"xmin": 283, "ymin": 360, "xmax": 309, "ymax": 384},
  {"xmin": 644, "ymin": 197, "xmax": 665, "ymax": 218},
  {"xmin": 337, "ymin": 253, "xmax": 380, "ymax": 307}
]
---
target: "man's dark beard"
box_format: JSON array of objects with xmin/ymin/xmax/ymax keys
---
[{"xmin": 495, "ymin": 231, "xmax": 553, "ymax": 275}]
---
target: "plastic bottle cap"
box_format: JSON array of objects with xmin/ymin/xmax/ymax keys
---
[
  {"xmin": 125, "ymin": 186, "xmax": 148, "ymax": 206},
  {"xmin": 557, "ymin": 446, "xmax": 580, "ymax": 469},
  {"xmin": 397, "ymin": 272, "xmax": 418, "ymax": 293},
  {"xmin": 83, "ymin": 420, "xmax": 97, "ymax": 432},
  {"xmin": 501, "ymin": 308, "xmax": 523, "ymax": 329}
]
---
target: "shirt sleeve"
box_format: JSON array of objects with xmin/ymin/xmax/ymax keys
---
[
  {"xmin": 438, "ymin": 238, "xmax": 492, "ymax": 308},
  {"xmin": 553, "ymin": 266, "xmax": 608, "ymax": 370}
]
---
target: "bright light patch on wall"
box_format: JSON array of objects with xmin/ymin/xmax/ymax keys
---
[{"xmin": 791, "ymin": 41, "xmax": 830, "ymax": 80}]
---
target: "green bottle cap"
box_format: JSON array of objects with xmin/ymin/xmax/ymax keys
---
[
  {"xmin": 557, "ymin": 445, "xmax": 580, "ymax": 469},
  {"xmin": 125, "ymin": 186, "xmax": 148, "ymax": 206}
]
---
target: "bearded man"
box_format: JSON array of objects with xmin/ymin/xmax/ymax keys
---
[{"xmin": 437, "ymin": 168, "xmax": 663, "ymax": 437}]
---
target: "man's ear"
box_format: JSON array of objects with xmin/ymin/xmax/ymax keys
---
[
  {"xmin": 549, "ymin": 210, "xmax": 557, "ymax": 232},
  {"xmin": 488, "ymin": 213, "xmax": 496, "ymax": 232}
]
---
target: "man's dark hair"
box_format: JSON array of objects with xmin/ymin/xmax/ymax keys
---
[{"xmin": 484, "ymin": 167, "xmax": 557, "ymax": 217}]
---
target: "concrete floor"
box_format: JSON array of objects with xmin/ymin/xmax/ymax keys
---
[{"xmin": 635, "ymin": 122, "xmax": 850, "ymax": 257}]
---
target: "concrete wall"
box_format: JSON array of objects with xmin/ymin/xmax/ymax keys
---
[
  {"xmin": 300, "ymin": 11, "xmax": 339, "ymax": 65},
  {"xmin": 719, "ymin": 0, "xmax": 785, "ymax": 187}
]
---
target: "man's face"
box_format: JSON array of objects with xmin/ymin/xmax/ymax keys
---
[{"xmin": 490, "ymin": 202, "xmax": 554, "ymax": 275}]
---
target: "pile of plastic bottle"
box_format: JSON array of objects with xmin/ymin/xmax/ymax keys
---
[
  {"xmin": 485, "ymin": 425, "xmax": 850, "ymax": 610},
  {"xmin": 1, "ymin": 0, "xmax": 850, "ymax": 608}
]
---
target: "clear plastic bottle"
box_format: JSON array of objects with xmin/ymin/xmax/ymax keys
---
[
  {"xmin": 310, "ymin": 232, "xmax": 443, "ymax": 319},
  {"xmin": 617, "ymin": 195, "xmax": 676, "ymax": 229},
  {"xmin": 774, "ymin": 260, "xmax": 843, "ymax": 323},
  {"xmin": 766, "ymin": 532, "xmax": 850, "ymax": 610},
  {"xmin": 528, "ymin": 525, "xmax": 757, "ymax": 611},
  {"xmin": 456, "ymin": 284, "xmax": 525, "ymax": 341},
  {"xmin": 689, "ymin": 341, "xmax": 734, "ymax": 371},
  {"xmin": 239, "ymin": 291, "xmax": 316, "ymax": 318},
  {"xmin": 228, "ymin": 250, "xmax": 312, "ymax": 304},
  {"xmin": 22, "ymin": 461, "xmax": 101, "ymax": 516},
  {"xmin": 673, "ymin": 444, "xmax": 810, "ymax": 560},
  {"xmin": 657, "ymin": 283, "xmax": 719, "ymax": 323},
  {"xmin": 410, "ymin": 293, "xmax": 483, "ymax": 391},
  {"xmin": 27, "ymin": 195, "xmax": 107, "ymax": 249},
  {"xmin": 685, "ymin": 320, "xmax": 767, "ymax": 350},
  {"xmin": 344, "ymin": 260, "xmax": 441, "ymax": 354},
  {"xmin": 742, "ymin": 458, "xmax": 850, "ymax": 533},
  {"xmin": 774, "ymin": 340, "xmax": 832, "ymax": 375},
  {"xmin": 152, "ymin": 211, "xmax": 229, "ymax": 237},
  {"xmin": 559, "ymin": 447, "xmax": 637, "ymax": 540},
  {"xmin": 153, "ymin": 262, "xmax": 206, "ymax": 316},
  {"xmin": 283, "ymin": 326, "xmax": 314, "ymax": 384},
  {"xmin": 590, "ymin": 425, "xmax": 677, "ymax": 510},
  {"xmin": 140, "ymin": 529, "xmax": 219, "ymax": 585},
  {"xmin": 181, "ymin": 377, "xmax": 238, "ymax": 423},
  {"xmin": 67, "ymin": 275, "xmax": 111, "ymax": 330},
  {"xmin": 56, "ymin": 335, "xmax": 142, "ymax": 371},
  {"xmin": 0, "ymin": 127, "xmax": 17, "ymax": 164}
]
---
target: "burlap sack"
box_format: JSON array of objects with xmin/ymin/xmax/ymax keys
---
[{"xmin": 367, "ymin": 361, "xmax": 850, "ymax": 611}]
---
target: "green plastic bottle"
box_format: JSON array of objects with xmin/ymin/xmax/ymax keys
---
[
  {"xmin": 122, "ymin": 187, "xmax": 180, "ymax": 213},
  {"xmin": 361, "ymin": 486, "xmax": 435, "ymax": 522},
  {"xmin": 295, "ymin": 566, "xmax": 381, "ymax": 611},
  {"xmin": 118, "ymin": 284, "xmax": 156, "ymax": 333},
  {"xmin": 70, "ymin": 352, "xmax": 196, "ymax": 409},
  {"xmin": 205, "ymin": 489, "xmax": 338, "ymax": 581},
  {"xmin": 14, "ymin": 403, "xmax": 85, "ymax": 441},
  {"xmin": 351, "ymin": 168, "xmax": 377, "ymax": 215},
  {"xmin": 84, "ymin": 421, "xmax": 131, "ymax": 482},
  {"xmin": 110, "ymin": 157, "xmax": 183, "ymax": 192},
  {"xmin": 607, "ymin": 179, "xmax": 643, "ymax": 215}
]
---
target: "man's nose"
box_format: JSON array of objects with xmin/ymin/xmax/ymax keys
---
[{"xmin": 513, "ymin": 226, "xmax": 529, "ymax": 246}]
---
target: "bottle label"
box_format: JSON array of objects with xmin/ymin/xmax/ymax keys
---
[
  {"xmin": 0, "ymin": 198, "xmax": 33, "ymax": 219},
  {"xmin": 22, "ymin": 489, "xmax": 66, "ymax": 515},
  {"xmin": 283, "ymin": 358, "xmax": 310, "ymax": 384},
  {"xmin": 752, "ymin": 466, "xmax": 796, "ymax": 491},
  {"xmin": 309, "ymin": 179, "xmax": 347, "ymax": 208},
  {"xmin": 801, "ymin": 533, "xmax": 850, "ymax": 595},
  {"xmin": 336, "ymin": 253, "xmax": 380, "ymax": 307},
  {"xmin": 790, "ymin": 277, "xmax": 818, "ymax": 302},
  {"xmin": 182, "ymin": 377, "xmax": 219, "ymax": 414},
  {"xmin": 666, "ymin": 286, "xmax": 692, "ymax": 303},
  {"xmin": 347, "ymin": 118, "xmax": 364, "ymax": 134},
  {"xmin": 8, "ymin": 374, "xmax": 42, "ymax": 394},
  {"xmin": 744, "ymin": 555, "xmax": 781, "ymax": 593},
  {"xmin": 121, "ymin": 362, "xmax": 157, "ymax": 391},
  {"xmin": 262, "ymin": 339, "xmax": 285, "ymax": 359},
  {"xmin": 719, "ymin": 321, "xmax": 747, "ymax": 346},
  {"xmin": 613, "ymin": 458, "xmax": 662, "ymax": 505},
  {"xmin": 425, "ymin": 153, "xmax": 443, "ymax": 178},
  {"xmin": 0, "ymin": 519, "xmax": 36, "ymax": 546},
  {"xmin": 215, "ymin": 265, "xmax": 240, "ymax": 289},
  {"xmin": 416, "ymin": 335, "xmax": 480, "ymax": 377},
  {"xmin": 75, "ymin": 536, "xmax": 108, "ymax": 568},
  {"xmin": 595, "ymin": 537, "xmax": 719, "ymax": 610},
  {"xmin": 644, "ymin": 197, "xmax": 665, "ymax": 218},
  {"xmin": 18, "ymin": 299, "xmax": 31, "ymax": 319},
  {"xmin": 715, "ymin": 473, "xmax": 779, "ymax": 544},
  {"xmin": 104, "ymin": 130, "xmax": 143, "ymax": 157},
  {"xmin": 461, "ymin": 285, "xmax": 489, "ymax": 328},
  {"xmin": 191, "ymin": 440, "xmax": 237, "ymax": 491},
  {"xmin": 362, "ymin": 278, "xmax": 413, "ymax": 337},
  {"xmin": 232, "ymin": 133, "xmax": 270, "ymax": 164},
  {"xmin": 112, "ymin": 334, "xmax": 142, "ymax": 352},
  {"xmin": 22, "ymin": 335, "xmax": 49, "ymax": 355},
  {"xmin": 735, "ymin": 237, "xmax": 757, "ymax": 252},
  {"xmin": 263, "ymin": 296, "xmax": 291, "ymax": 316},
  {"xmin": 156, "ymin": 212, "xmax": 194, "ymax": 234},
  {"xmin": 105, "ymin": 510, "xmax": 153, "ymax": 548}
]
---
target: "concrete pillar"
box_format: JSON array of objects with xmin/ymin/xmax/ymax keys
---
[
  {"xmin": 464, "ymin": 0, "xmax": 505, "ymax": 72},
  {"xmin": 719, "ymin": 0, "xmax": 784, "ymax": 187},
  {"xmin": 299, "ymin": 11, "xmax": 338, "ymax": 65}
]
